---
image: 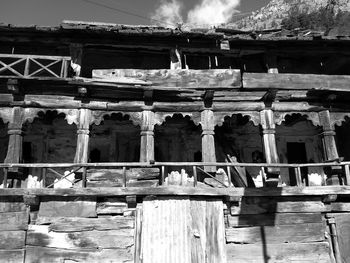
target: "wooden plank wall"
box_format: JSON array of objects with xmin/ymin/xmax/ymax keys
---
[
  {"xmin": 4, "ymin": 193, "xmax": 350, "ymax": 262},
  {"xmin": 0, "ymin": 196, "xmax": 136, "ymax": 263},
  {"xmin": 225, "ymin": 196, "xmax": 334, "ymax": 263}
]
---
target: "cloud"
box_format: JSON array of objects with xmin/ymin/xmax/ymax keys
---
[
  {"xmin": 151, "ymin": 0, "xmax": 241, "ymax": 27},
  {"xmin": 187, "ymin": 0, "xmax": 241, "ymax": 26},
  {"xmin": 150, "ymin": 0, "xmax": 184, "ymax": 27}
]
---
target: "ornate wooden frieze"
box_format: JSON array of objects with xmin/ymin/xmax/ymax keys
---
[
  {"xmin": 213, "ymin": 111, "xmax": 261, "ymax": 127},
  {"xmin": 90, "ymin": 110, "xmax": 142, "ymax": 126},
  {"xmin": 329, "ymin": 112, "xmax": 350, "ymax": 129},
  {"xmin": 273, "ymin": 111, "xmax": 320, "ymax": 127},
  {"xmin": 154, "ymin": 112, "xmax": 201, "ymax": 126}
]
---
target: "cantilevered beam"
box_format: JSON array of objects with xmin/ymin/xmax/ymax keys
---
[{"xmin": 243, "ymin": 73, "xmax": 350, "ymax": 91}]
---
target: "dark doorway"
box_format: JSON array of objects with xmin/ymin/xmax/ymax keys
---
[{"xmin": 287, "ymin": 142, "xmax": 308, "ymax": 186}]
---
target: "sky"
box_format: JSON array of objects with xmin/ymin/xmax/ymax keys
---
[{"xmin": 0, "ymin": 0, "xmax": 270, "ymax": 26}]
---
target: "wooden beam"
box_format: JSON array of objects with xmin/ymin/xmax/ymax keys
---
[
  {"xmin": 92, "ymin": 69, "xmax": 241, "ymax": 89},
  {"xmin": 1, "ymin": 185, "xmax": 350, "ymax": 197},
  {"xmin": 243, "ymin": 73, "xmax": 350, "ymax": 91}
]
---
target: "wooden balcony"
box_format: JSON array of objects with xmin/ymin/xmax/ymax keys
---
[{"xmin": 0, "ymin": 54, "xmax": 70, "ymax": 79}]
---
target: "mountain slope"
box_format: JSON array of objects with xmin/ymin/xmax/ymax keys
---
[{"xmin": 233, "ymin": 0, "xmax": 350, "ymax": 31}]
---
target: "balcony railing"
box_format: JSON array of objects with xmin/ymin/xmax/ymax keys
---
[
  {"xmin": 0, "ymin": 161, "xmax": 349, "ymax": 189},
  {"xmin": 0, "ymin": 54, "xmax": 71, "ymax": 78}
]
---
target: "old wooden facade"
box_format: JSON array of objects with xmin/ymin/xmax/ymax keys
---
[{"xmin": 1, "ymin": 21, "xmax": 350, "ymax": 262}]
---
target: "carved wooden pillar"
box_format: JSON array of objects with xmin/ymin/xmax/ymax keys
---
[
  {"xmin": 260, "ymin": 109, "xmax": 280, "ymax": 187},
  {"xmin": 74, "ymin": 108, "xmax": 91, "ymax": 163},
  {"xmin": 140, "ymin": 110, "xmax": 155, "ymax": 162},
  {"xmin": 201, "ymin": 109, "xmax": 216, "ymax": 172},
  {"xmin": 4, "ymin": 107, "xmax": 24, "ymax": 166},
  {"xmin": 319, "ymin": 110, "xmax": 341, "ymax": 185}
]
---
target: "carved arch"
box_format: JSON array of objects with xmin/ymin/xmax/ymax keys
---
[
  {"xmin": 274, "ymin": 112, "xmax": 320, "ymax": 127},
  {"xmin": 330, "ymin": 112, "xmax": 350, "ymax": 129},
  {"xmin": 154, "ymin": 112, "xmax": 201, "ymax": 126},
  {"xmin": 22, "ymin": 108, "xmax": 79, "ymax": 125},
  {"xmin": 90, "ymin": 110, "xmax": 142, "ymax": 127},
  {"xmin": 214, "ymin": 111, "xmax": 261, "ymax": 127}
]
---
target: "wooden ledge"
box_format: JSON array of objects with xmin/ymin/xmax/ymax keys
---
[{"xmin": 0, "ymin": 186, "xmax": 349, "ymax": 198}]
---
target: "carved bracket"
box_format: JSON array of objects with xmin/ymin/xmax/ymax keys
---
[
  {"xmin": 91, "ymin": 110, "xmax": 142, "ymax": 127},
  {"xmin": 0, "ymin": 107, "xmax": 13, "ymax": 124},
  {"xmin": 214, "ymin": 111, "xmax": 261, "ymax": 127},
  {"xmin": 330, "ymin": 112, "xmax": 350, "ymax": 129},
  {"xmin": 274, "ymin": 112, "xmax": 320, "ymax": 127},
  {"xmin": 154, "ymin": 112, "xmax": 201, "ymax": 126}
]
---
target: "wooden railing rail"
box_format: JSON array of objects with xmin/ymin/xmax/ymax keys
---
[
  {"xmin": 0, "ymin": 53, "xmax": 71, "ymax": 78},
  {"xmin": 1, "ymin": 161, "xmax": 348, "ymax": 189}
]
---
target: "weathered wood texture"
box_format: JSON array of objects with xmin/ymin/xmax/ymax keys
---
[
  {"xmin": 48, "ymin": 216, "xmax": 134, "ymax": 232},
  {"xmin": 0, "ymin": 249, "xmax": 25, "ymax": 263},
  {"xmin": 0, "ymin": 211, "xmax": 28, "ymax": 230},
  {"xmin": 331, "ymin": 213, "xmax": 350, "ymax": 262},
  {"xmin": 92, "ymin": 69, "xmax": 241, "ymax": 89},
  {"xmin": 229, "ymin": 197, "xmax": 329, "ymax": 215},
  {"xmin": 243, "ymin": 72, "xmax": 350, "ymax": 91},
  {"xmin": 27, "ymin": 225, "xmax": 134, "ymax": 249},
  {"xmin": 38, "ymin": 198, "xmax": 97, "ymax": 218},
  {"xmin": 96, "ymin": 198, "xmax": 129, "ymax": 215},
  {"xmin": 226, "ymin": 223, "xmax": 324, "ymax": 244},
  {"xmin": 140, "ymin": 197, "xmax": 226, "ymax": 263},
  {"xmin": 0, "ymin": 231, "xmax": 26, "ymax": 249},
  {"xmin": 87, "ymin": 168, "xmax": 159, "ymax": 188},
  {"xmin": 227, "ymin": 212, "xmax": 322, "ymax": 227},
  {"xmin": 2, "ymin": 185, "xmax": 350, "ymax": 197},
  {"xmin": 25, "ymin": 246, "xmax": 133, "ymax": 263},
  {"xmin": 226, "ymin": 242, "xmax": 331, "ymax": 263}
]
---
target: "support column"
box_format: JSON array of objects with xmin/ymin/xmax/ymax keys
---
[
  {"xmin": 201, "ymin": 109, "xmax": 216, "ymax": 172},
  {"xmin": 74, "ymin": 108, "xmax": 91, "ymax": 163},
  {"xmin": 4, "ymin": 107, "xmax": 24, "ymax": 165},
  {"xmin": 4, "ymin": 107, "xmax": 24, "ymax": 186},
  {"xmin": 140, "ymin": 110, "xmax": 155, "ymax": 162},
  {"xmin": 319, "ymin": 110, "xmax": 341, "ymax": 185},
  {"xmin": 260, "ymin": 109, "xmax": 280, "ymax": 187}
]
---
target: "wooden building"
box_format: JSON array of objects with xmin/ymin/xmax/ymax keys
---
[{"xmin": 1, "ymin": 20, "xmax": 350, "ymax": 262}]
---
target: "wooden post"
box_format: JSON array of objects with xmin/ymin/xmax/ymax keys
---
[
  {"xmin": 70, "ymin": 43, "xmax": 83, "ymax": 77},
  {"xmin": 74, "ymin": 108, "xmax": 91, "ymax": 163},
  {"xmin": 4, "ymin": 107, "xmax": 24, "ymax": 169},
  {"xmin": 319, "ymin": 110, "xmax": 341, "ymax": 185},
  {"xmin": 201, "ymin": 109, "xmax": 216, "ymax": 172},
  {"xmin": 139, "ymin": 110, "xmax": 155, "ymax": 162},
  {"xmin": 260, "ymin": 109, "xmax": 280, "ymax": 187},
  {"xmin": 265, "ymin": 52, "xmax": 279, "ymax": 74}
]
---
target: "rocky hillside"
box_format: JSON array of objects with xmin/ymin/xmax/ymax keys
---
[{"xmin": 233, "ymin": 0, "xmax": 350, "ymax": 31}]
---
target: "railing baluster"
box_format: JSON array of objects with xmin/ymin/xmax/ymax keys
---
[
  {"xmin": 122, "ymin": 166, "xmax": 127, "ymax": 187},
  {"xmin": 226, "ymin": 166, "xmax": 232, "ymax": 187},
  {"xmin": 3, "ymin": 168, "xmax": 8, "ymax": 188},
  {"xmin": 261, "ymin": 167, "xmax": 266, "ymax": 187},
  {"xmin": 161, "ymin": 166, "xmax": 165, "ymax": 185},
  {"xmin": 193, "ymin": 166, "xmax": 197, "ymax": 187},
  {"xmin": 344, "ymin": 165, "xmax": 350, "ymax": 185},
  {"xmin": 41, "ymin": 167, "xmax": 46, "ymax": 188},
  {"xmin": 82, "ymin": 167, "xmax": 87, "ymax": 188},
  {"xmin": 295, "ymin": 167, "xmax": 302, "ymax": 186}
]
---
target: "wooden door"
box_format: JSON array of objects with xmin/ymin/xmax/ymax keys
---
[{"xmin": 139, "ymin": 197, "xmax": 226, "ymax": 263}]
